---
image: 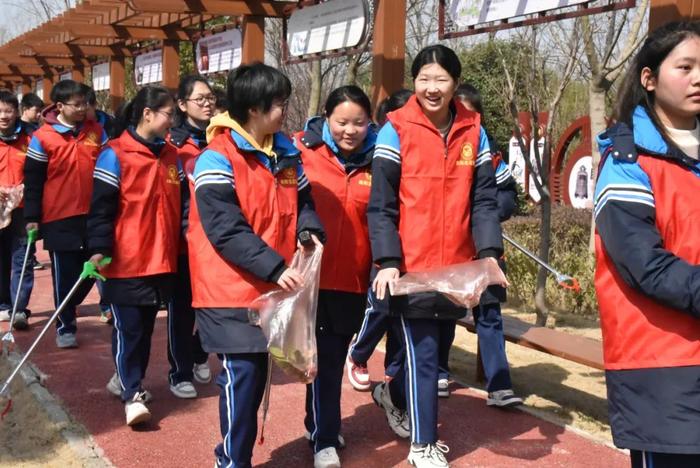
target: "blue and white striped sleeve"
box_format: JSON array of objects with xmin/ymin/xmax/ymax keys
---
[
  {"xmin": 297, "ymin": 163, "xmax": 310, "ymax": 191},
  {"xmin": 193, "ymin": 149, "xmax": 235, "ymax": 192},
  {"xmin": 594, "ymin": 156, "xmax": 654, "ymax": 220},
  {"xmin": 93, "ymin": 147, "xmax": 121, "ymax": 189},
  {"xmin": 373, "ymin": 122, "xmax": 401, "ymax": 165},
  {"xmin": 177, "ymin": 159, "xmax": 186, "ymax": 182},
  {"xmin": 26, "ymin": 135, "xmax": 48, "ymax": 163},
  {"xmin": 495, "ymin": 159, "xmax": 512, "ymax": 186},
  {"xmin": 476, "ymin": 127, "xmax": 492, "ymax": 167}
]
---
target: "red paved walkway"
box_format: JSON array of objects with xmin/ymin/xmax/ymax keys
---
[{"xmin": 9, "ymin": 248, "xmax": 628, "ymax": 467}]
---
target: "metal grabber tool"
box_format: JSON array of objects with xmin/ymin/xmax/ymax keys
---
[
  {"xmin": 2, "ymin": 228, "xmax": 38, "ymax": 356},
  {"xmin": 503, "ymin": 233, "xmax": 581, "ymax": 293},
  {"xmin": 0, "ymin": 257, "xmax": 111, "ymax": 418}
]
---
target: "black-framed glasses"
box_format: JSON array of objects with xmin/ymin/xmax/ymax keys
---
[
  {"xmin": 155, "ymin": 110, "xmax": 174, "ymax": 120},
  {"xmin": 186, "ymin": 95, "xmax": 216, "ymax": 106},
  {"xmin": 62, "ymin": 101, "xmax": 88, "ymax": 110}
]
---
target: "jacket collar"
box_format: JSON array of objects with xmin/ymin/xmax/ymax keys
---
[
  {"xmin": 395, "ymin": 94, "xmax": 479, "ymax": 135},
  {"xmin": 597, "ymin": 105, "xmax": 693, "ymax": 165},
  {"xmin": 0, "ymin": 120, "xmax": 25, "ymax": 143},
  {"xmin": 126, "ymin": 127, "xmax": 166, "ymax": 157},
  {"xmin": 170, "ymin": 120, "xmax": 207, "ymax": 149}
]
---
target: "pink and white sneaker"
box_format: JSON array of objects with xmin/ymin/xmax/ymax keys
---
[{"xmin": 345, "ymin": 354, "xmax": 371, "ymax": 391}]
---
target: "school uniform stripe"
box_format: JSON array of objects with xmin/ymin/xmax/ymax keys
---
[
  {"xmin": 26, "ymin": 147, "xmax": 48, "ymax": 162},
  {"xmin": 374, "ymin": 144, "xmax": 401, "ymax": 164},
  {"xmin": 94, "ymin": 168, "xmax": 120, "ymax": 188},
  {"xmin": 222, "ymin": 355, "xmax": 236, "ymax": 468},
  {"xmin": 475, "ymin": 153, "xmax": 492, "ymax": 167},
  {"xmin": 111, "ymin": 304, "xmax": 126, "ymax": 393},
  {"xmin": 594, "ymin": 185, "xmax": 655, "ymax": 219},
  {"xmin": 298, "ymin": 173, "xmax": 310, "ymax": 191},
  {"xmin": 351, "ymin": 290, "xmax": 376, "ymax": 356},
  {"xmin": 400, "ymin": 315, "xmax": 420, "ymax": 442},
  {"xmin": 166, "ymin": 303, "xmax": 180, "ymax": 385}
]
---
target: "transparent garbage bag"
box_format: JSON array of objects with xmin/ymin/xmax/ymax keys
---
[
  {"xmin": 389, "ymin": 258, "xmax": 508, "ymax": 308},
  {"xmin": 0, "ymin": 185, "xmax": 23, "ymax": 230},
  {"xmin": 249, "ymin": 244, "xmax": 323, "ymax": 384}
]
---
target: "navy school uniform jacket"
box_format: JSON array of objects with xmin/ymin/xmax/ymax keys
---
[{"xmin": 594, "ymin": 105, "xmax": 700, "ymax": 453}]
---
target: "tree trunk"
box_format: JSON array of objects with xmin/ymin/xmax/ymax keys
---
[
  {"xmin": 535, "ymin": 193, "xmax": 552, "ymax": 326},
  {"xmin": 347, "ymin": 54, "xmax": 360, "ymax": 86},
  {"xmin": 307, "ymin": 60, "xmax": 322, "ymax": 119},
  {"xmin": 587, "ymin": 80, "xmax": 608, "ymax": 252}
]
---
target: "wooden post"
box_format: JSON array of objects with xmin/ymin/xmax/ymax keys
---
[
  {"xmin": 162, "ymin": 40, "xmax": 180, "ymax": 93},
  {"xmin": 72, "ymin": 65, "xmax": 85, "ymax": 84},
  {"xmin": 370, "ymin": 0, "xmax": 406, "ymax": 108},
  {"xmin": 650, "ymin": 0, "xmax": 700, "ymax": 31},
  {"xmin": 110, "ymin": 56, "xmax": 126, "ymax": 114},
  {"xmin": 242, "ymin": 16, "xmax": 265, "ymax": 63},
  {"xmin": 20, "ymin": 81, "xmax": 32, "ymax": 96},
  {"xmin": 41, "ymin": 74, "xmax": 53, "ymax": 102}
]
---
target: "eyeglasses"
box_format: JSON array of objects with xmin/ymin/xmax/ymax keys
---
[
  {"xmin": 186, "ymin": 95, "xmax": 216, "ymax": 106},
  {"xmin": 62, "ymin": 102, "xmax": 88, "ymax": 110}
]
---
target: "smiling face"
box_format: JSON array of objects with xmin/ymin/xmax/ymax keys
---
[
  {"xmin": 643, "ymin": 35, "xmax": 700, "ymax": 130},
  {"xmin": 0, "ymin": 102, "xmax": 18, "ymax": 135},
  {"xmin": 327, "ymin": 100, "xmax": 370, "ymax": 156},
  {"xmin": 56, "ymin": 94, "xmax": 88, "ymax": 125},
  {"xmin": 414, "ymin": 62, "xmax": 457, "ymax": 121},
  {"xmin": 142, "ymin": 103, "xmax": 175, "ymax": 139}
]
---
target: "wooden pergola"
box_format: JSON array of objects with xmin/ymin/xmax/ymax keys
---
[
  {"xmin": 0, "ymin": 0, "xmax": 691, "ymax": 113},
  {"xmin": 0, "ymin": 0, "xmax": 406, "ymax": 110}
]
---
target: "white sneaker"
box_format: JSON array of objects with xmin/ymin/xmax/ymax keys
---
[
  {"xmin": 304, "ymin": 430, "xmax": 346, "ymax": 449},
  {"xmin": 437, "ymin": 378, "xmax": 450, "ymax": 398},
  {"xmin": 106, "ymin": 373, "xmax": 153, "ymax": 403},
  {"xmin": 407, "ymin": 442, "xmax": 450, "ymax": 468},
  {"xmin": 314, "ymin": 447, "xmax": 341, "ymax": 468},
  {"xmin": 125, "ymin": 392, "xmax": 151, "ymax": 426},
  {"xmin": 193, "ymin": 362, "xmax": 212, "ymax": 384},
  {"xmin": 372, "ymin": 382, "xmax": 410, "ymax": 438},
  {"xmin": 486, "ymin": 389, "xmax": 523, "ymax": 408},
  {"xmin": 56, "ymin": 333, "xmax": 78, "ymax": 348},
  {"xmin": 170, "ymin": 381, "xmax": 197, "ymax": 399},
  {"xmin": 0, "ymin": 309, "xmax": 10, "ymax": 321}
]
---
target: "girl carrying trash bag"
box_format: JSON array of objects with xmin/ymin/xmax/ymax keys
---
[{"xmin": 186, "ymin": 63, "xmax": 324, "ymax": 468}]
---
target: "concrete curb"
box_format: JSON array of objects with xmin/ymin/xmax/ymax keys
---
[{"xmin": 7, "ymin": 350, "xmax": 114, "ymax": 468}]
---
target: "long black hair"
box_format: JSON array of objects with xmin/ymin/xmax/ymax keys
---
[
  {"xmin": 375, "ymin": 89, "xmax": 412, "ymax": 126},
  {"xmin": 615, "ymin": 21, "xmax": 700, "ymax": 140},
  {"xmin": 114, "ymin": 86, "xmax": 173, "ymax": 137},
  {"xmin": 455, "ymin": 83, "xmax": 483, "ymax": 115},
  {"xmin": 175, "ymin": 75, "xmax": 213, "ymax": 126}
]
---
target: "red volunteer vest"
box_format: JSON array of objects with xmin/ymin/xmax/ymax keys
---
[
  {"xmin": 173, "ymin": 136, "xmax": 203, "ymax": 254},
  {"xmin": 596, "ymin": 154, "xmax": 700, "ymax": 370},
  {"xmin": 188, "ymin": 131, "xmax": 298, "ymax": 308},
  {"xmin": 34, "ymin": 120, "xmax": 103, "ymax": 223},
  {"xmin": 295, "ymin": 134, "xmax": 372, "ymax": 293},
  {"xmin": 387, "ymin": 96, "xmax": 482, "ymax": 272},
  {"xmin": 0, "ymin": 129, "xmax": 30, "ymax": 207},
  {"xmin": 101, "ymin": 132, "xmax": 181, "ymax": 279}
]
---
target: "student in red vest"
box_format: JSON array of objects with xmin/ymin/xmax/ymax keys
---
[
  {"xmin": 0, "ymin": 91, "xmax": 35, "ymax": 330},
  {"xmin": 294, "ymin": 85, "xmax": 378, "ymax": 467},
  {"xmin": 166, "ymin": 75, "xmax": 215, "ymax": 399},
  {"xmin": 188, "ymin": 63, "xmax": 324, "ymax": 468},
  {"xmin": 370, "ymin": 45, "xmax": 504, "ymax": 468},
  {"xmin": 594, "ymin": 22, "xmax": 700, "ymax": 468},
  {"xmin": 24, "ymin": 80, "xmax": 108, "ymax": 349},
  {"xmin": 87, "ymin": 85, "xmax": 184, "ymax": 427}
]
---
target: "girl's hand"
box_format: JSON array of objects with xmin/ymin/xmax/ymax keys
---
[
  {"xmin": 89, "ymin": 253, "xmax": 106, "ymax": 271},
  {"xmin": 277, "ymin": 267, "xmax": 304, "ymax": 291},
  {"xmin": 372, "ymin": 267, "xmax": 400, "ymax": 300}
]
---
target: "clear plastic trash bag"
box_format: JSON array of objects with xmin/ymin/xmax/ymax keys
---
[
  {"xmin": 249, "ymin": 244, "xmax": 323, "ymax": 384},
  {"xmin": 0, "ymin": 185, "xmax": 23, "ymax": 230},
  {"xmin": 389, "ymin": 258, "xmax": 508, "ymax": 308}
]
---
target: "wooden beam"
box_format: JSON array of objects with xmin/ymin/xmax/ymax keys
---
[
  {"xmin": 129, "ymin": 0, "xmax": 288, "ymax": 17},
  {"xmin": 162, "ymin": 39, "xmax": 180, "ymax": 93},
  {"xmin": 241, "ymin": 16, "xmax": 265, "ymax": 64},
  {"xmin": 60, "ymin": 23, "xmax": 191, "ymax": 41},
  {"xmin": 371, "ymin": 0, "xmax": 406, "ymax": 106},
  {"xmin": 650, "ymin": 0, "xmax": 700, "ymax": 30},
  {"xmin": 20, "ymin": 44, "xmax": 134, "ymax": 57},
  {"xmin": 3, "ymin": 56, "xmax": 91, "ymax": 67},
  {"xmin": 110, "ymin": 56, "xmax": 125, "ymax": 113},
  {"xmin": 41, "ymin": 76, "xmax": 54, "ymax": 102}
]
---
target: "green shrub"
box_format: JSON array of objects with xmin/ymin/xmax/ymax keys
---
[{"xmin": 502, "ymin": 205, "xmax": 597, "ymax": 316}]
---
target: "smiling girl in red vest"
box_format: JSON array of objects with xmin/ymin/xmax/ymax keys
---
[
  {"xmin": 293, "ymin": 85, "xmax": 377, "ymax": 468},
  {"xmin": 370, "ymin": 45, "xmax": 504, "ymax": 468},
  {"xmin": 188, "ymin": 63, "xmax": 324, "ymax": 468},
  {"xmin": 594, "ymin": 22, "xmax": 700, "ymax": 468},
  {"xmin": 87, "ymin": 86, "xmax": 184, "ymax": 427},
  {"xmin": 165, "ymin": 75, "xmax": 216, "ymax": 399}
]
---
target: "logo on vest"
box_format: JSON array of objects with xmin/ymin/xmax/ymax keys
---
[
  {"xmin": 166, "ymin": 165, "xmax": 180, "ymax": 185},
  {"xmin": 17, "ymin": 144, "xmax": 28, "ymax": 156},
  {"xmin": 358, "ymin": 171, "xmax": 372, "ymax": 187},
  {"xmin": 457, "ymin": 143, "xmax": 474, "ymax": 166},
  {"xmin": 84, "ymin": 131, "xmax": 101, "ymax": 147},
  {"xmin": 279, "ymin": 167, "xmax": 298, "ymax": 186}
]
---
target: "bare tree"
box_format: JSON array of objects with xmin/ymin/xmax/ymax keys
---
[
  {"xmin": 582, "ymin": 0, "xmax": 649, "ymax": 249},
  {"xmin": 498, "ymin": 23, "xmax": 582, "ymax": 326}
]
